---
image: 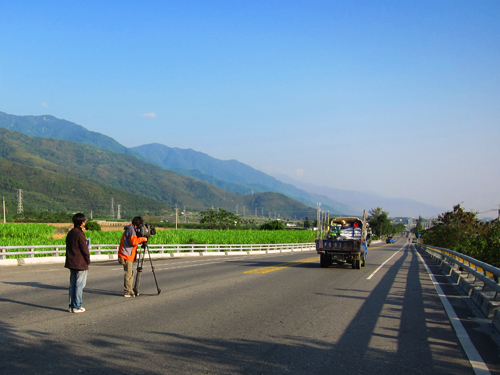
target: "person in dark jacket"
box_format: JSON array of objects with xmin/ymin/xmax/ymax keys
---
[
  {"xmin": 65, "ymin": 213, "xmax": 90, "ymax": 313},
  {"xmin": 118, "ymin": 216, "xmax": 148, "ymax": 297}
]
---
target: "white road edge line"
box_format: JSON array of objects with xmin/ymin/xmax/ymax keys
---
[
  {"xmin": 414, "ymin": 246, "xmax": 490, "ymax": 375},
  {"xmin": 366, "ymin": 245, "xmax": 406, "ymax": 280}
]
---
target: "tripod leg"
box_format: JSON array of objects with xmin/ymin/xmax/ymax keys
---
[
  {"xmin": 145, "ymin": 244, "xmax": 161, "ymax": 295},
  {"xmin": 133, "ymin": 243, "xmax": 146, "ymax": 296}
]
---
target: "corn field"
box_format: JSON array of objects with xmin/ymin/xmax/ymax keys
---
[
  {"xmin": 0, "ymin": 224, "xmax": 60, "ymax": 246},
  {"xmin": 0, "ymin": 224, "xmax": 316, "ymax": 247}
]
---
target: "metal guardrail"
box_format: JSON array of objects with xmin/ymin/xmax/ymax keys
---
[
  {"xmin": 0, "ymin": 243, "xmax": 316, "ymax": 259},
  {"xmin": 419, "ymin": 244, "xmax": 500, "ymax": 299}
]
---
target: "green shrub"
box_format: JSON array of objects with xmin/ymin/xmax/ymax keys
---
[
  {"xmin": 85, "ymin": 221, "xmax": 102, "ymax": 231},
  {"xmin": 260, "ymin": 220, "xmax": 285, "ymax": 230}
]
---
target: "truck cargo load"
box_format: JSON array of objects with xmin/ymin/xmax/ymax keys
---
[{"xmin": 315, "ymin": 213, "xmax": 370, "ymax": 270}]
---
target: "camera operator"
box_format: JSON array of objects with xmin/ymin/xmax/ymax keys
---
[{"xmin": 118, "ymin": 216, "xmax": 148, "ymax": 297}]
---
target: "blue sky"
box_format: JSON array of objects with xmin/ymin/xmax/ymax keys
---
[{"xmin": 1, "ymin": 1, "xmax": 499, "ymax": 215}]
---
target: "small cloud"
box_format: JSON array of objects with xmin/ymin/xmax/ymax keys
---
[
  {"xmin": 41, "ymin": 102, "xmax": 49, "ymax": 108},
  {"xmin": 295, "ymin": 169, "xmax": 305, "ymax": 178},
  {"xmin": 142, "ymin": 113, "xmax": 156, "ymax": 118}
]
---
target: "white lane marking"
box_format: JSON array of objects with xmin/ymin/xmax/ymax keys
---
[
  {"xmin": 415, "ymin": 246, "xmax": 490, "ymax": 375},
  {"xmin": 367, "ymin": 245, "xmax": 406, "ymax": 280}
]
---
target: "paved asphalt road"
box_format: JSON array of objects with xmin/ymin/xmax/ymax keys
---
[{"xmin": 1, "ymin": 239, "xmax": 500, "ymax": 374}]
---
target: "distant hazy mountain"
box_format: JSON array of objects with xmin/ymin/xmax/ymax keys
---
[
  {"xmin": 0, "ymin": 111, "xmax": 143, "ymax": 159},
  {"xmin": 131, "ymin": 143, "xmax": 356, "ymax": 215},
  {"xmin": 272, "ymin": 173, "xmax": 446, "ymax": 218}
]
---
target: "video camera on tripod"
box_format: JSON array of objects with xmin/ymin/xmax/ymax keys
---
[
  {"xmin": 136, "ymin": 223, "xmax": 156, "ymax": 238},
  {"xmin": 133, "ymin": 223, "xmax": 161, "ymax": 296}
]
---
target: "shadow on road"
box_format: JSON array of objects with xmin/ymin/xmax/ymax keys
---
[
  {"xmin": 0, "ymin": 246, "xmax": 478, "ymax": 374},
  {"xmin": 2, "ymin": 281, "xmax": 122, "ymax": 297}
]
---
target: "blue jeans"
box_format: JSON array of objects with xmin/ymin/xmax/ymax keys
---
[{"xmin": 69, "ymin": 269, "xmax": 88, "ymax": 310}]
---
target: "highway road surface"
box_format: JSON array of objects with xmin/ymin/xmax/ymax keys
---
[{"xmin": 1, "ymin": 239, "xmax": 500, "ymax": 374}]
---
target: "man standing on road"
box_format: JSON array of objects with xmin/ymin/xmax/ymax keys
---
[
  {"xmin": 65, "ymin": 213, "xmax": 90, "ymax": 313},
  {"xmin": 118, "ymin": 217, "xmax": 148, "ymax": 297}
]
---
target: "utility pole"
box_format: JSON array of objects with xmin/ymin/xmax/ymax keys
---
[
  {"xmin": 316, "ymin": 203, "xmax": 321, "ymax": 239},
  {"xmin": 175, "ymin": 206, "xmax": 178, "ymax": 230},
  {"xmin": 17, "ymin": 189, "xmax": 23, "ymax": 215},
  {"xmin": 117, "ymin": 204, "xmax": 121, "ymax": 220},
  {"xmin": 110, "ymin": 197, "xmax": 114, "ymax": 219},
  {"xmin": 2, "ymin": 196, "xmax": 6, "ymax": 224}
]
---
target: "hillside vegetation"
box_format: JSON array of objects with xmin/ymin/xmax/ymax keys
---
[
  {"xmin": 0, "ymin": 112, "xmax": 352, "ymax": 215},
  {"xmin": 0, "ymin": 128, "xmax": 316, "ymax": 220}
]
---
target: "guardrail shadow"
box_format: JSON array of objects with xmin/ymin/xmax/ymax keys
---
[
  {"xmin": 2, "ymin": 281, "xmax": 121, "ymax": 297},
  {"xmin": 0, "ymin": 297, "xmax": 66, "ymax": 313},
  {"xmin": 310, "ymin": 245, "xmax": 473, "ymax": 373},
  {"xmin": 0, "ymin": 246, "xmax": 476, "ymax": 374}
]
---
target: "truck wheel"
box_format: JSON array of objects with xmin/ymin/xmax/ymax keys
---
[
  {"xmin": 355, "ymin": 259, "xmax": 361, "ymax": 269},
  {"xmin": 320, "ymin": 254, "xmax": 329, "ymax": 268},
  {"xmin": 351, "ymin": 261, "xmax": 356, "ymax": 269}
]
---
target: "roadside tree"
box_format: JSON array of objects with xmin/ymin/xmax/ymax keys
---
[
  {"xmin": 303, "ymin": 217, "xmax": 311, "ymax": 229},
  {"xmin": 368, "ymin": 207, "xmax": 392, "ymax": 236},
  {"xmin": 260, "ymin": 220, "xmax": 285, "ymax": 230},
  {"xmin": 199, "ymin": 208, "xmax": 241, "ymax": 230}
]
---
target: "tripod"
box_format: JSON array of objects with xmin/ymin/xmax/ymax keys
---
[{"xmin": 133, "ymin": 241, "xmax": 161, "ymax": 295}]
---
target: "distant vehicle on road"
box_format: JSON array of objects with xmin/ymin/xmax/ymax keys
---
[
  {"xmin": 315, "ymin": 212, "xmax": 369, "ymax": 270},
  {"xmin": 386, "ymin": 237, "xmax": 395, "ymax": 244},
  {"xmin": 412, "ymin": 238, "xmax": 418, "ymax": 243}
]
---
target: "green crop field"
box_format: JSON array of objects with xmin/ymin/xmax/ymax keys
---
[
  {"xmin": 88, "ymin": 228, "xmax": 315, "ymax": 245},
  {"xmin": 0, "ymin": 224, "xmax": 316, "ymax": 257},
  {"xmin": 0, "ymin": 224, "xmax": 59, "ymax": 246}
]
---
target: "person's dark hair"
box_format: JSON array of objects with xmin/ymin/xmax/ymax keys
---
[
  {"xmin": 72, "ymin": 213, "xmax": 86, "ymax": 228},
  {"xmin": 132, "ymin": 216, "xmax": 143, "ymax": 227}
]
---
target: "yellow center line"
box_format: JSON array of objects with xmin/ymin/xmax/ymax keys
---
[{"xmin": 244, "ymin": 257, "xmax": 319, "ymax": 274}]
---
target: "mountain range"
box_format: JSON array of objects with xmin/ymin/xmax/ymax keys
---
[
  {"xmin": 0, "ymin": 111, "xmax": 444, "ymax": 218},
  {"xmin": 0, "ymin": 111, "xmax": 351, "ymax": 215},
  {"xmin": 0, "ymin": 123, "xmax": 316, "ymax": 220},
  {"xmin": 131, "ymin": 143, "xmax": 355, "ymax": 214}
]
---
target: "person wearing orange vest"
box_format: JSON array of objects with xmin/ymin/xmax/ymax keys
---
[{"xmin": 118, "ymin": 216, "xmax": 148, "ymax": 297}]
